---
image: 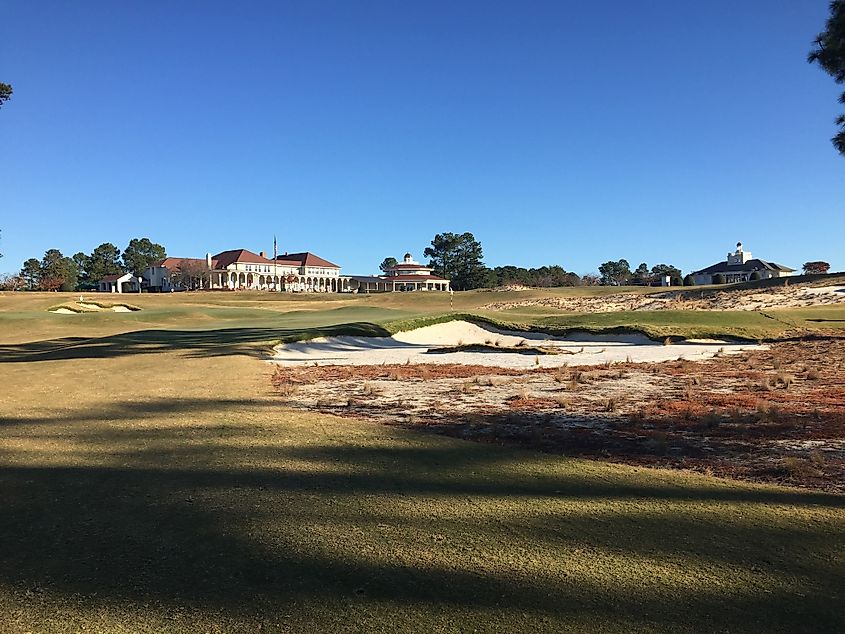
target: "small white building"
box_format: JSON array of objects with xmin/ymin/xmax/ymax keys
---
[
  {"xmin": 690, "ymin": 243, "xmax": 795, "ymax": 285},
  {"xmin": 98, "ymin": 272, "xmax": 139, "ymax": 293}
]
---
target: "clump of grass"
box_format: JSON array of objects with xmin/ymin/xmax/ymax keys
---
[
  {"xmin": 277, "ymin": 381, "xmax": 300, "ymax": 398},
  {"xmin": 806, "ymin": 367, "xmax": 820, "ymax": 380},
  {"xmin": 663, "ymin": 337, "xmax": 673, "ymax": 346},
  {"xmin": 625, "ymin": 355, "xmax": 632, "ymax": 364},
  {"xmin": 484, "ymin": 338, "xmax": 493, "ymax": 345},
  {"xmin": 361, "ymin": 382, "xmax": 382, "ymax": 396},
  {"xmin": 459, "ymin": 381, "xmax": 477, "ymax": 394},
  {"xmin": 603, "ymin": 398, "xmax": 617, "ymax": 412},
  {"xmin": 809, "ymin": 450, "xmax": 826, "ymax": 469},
  {"xmin": 534, "ymin": 355, "xmax": 540, "ymax": 366},
  {"xmin": 554, "ymin": 366, "xmax": 569, "ymax": 384},
  {"xmin": 552, "ymin": 394, "xmax": 568, "ymax": 408},
  {"xmin": 755, "ymin": 401, "xmax": 780, "ymax": 423},
  {"xmin": 776, "ymin": 372, "xmax": 794, "ymax": 390},
  {"xmin": 782, "ymin": 456, "xmax": 819, "ymax": 478}
]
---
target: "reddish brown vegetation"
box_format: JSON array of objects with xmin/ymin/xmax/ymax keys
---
[{"xmin": 271, "ymin": 336, "xmax": 845, "ymax": 492}]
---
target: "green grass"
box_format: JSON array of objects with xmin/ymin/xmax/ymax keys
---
[{"xmin": 0, "ymin": 291, "xmax": 843, "ymax": 631}]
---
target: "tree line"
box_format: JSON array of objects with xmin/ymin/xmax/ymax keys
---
[
  {"xmin": 8, "ymin": 238, "xmax": 166, "ymax": 291},
  {"xmin": 381, "ymin": 233, "xmax": 683, "ymax": 291},
  {"xmin": 390, "ymin": 234, "xmax": 835, "ymax": 291}
]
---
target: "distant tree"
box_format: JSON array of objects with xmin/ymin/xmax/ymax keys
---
[
  {"xmin": 598, "ymin": 259, "xmax": 631, "ymax": 286},
  {"xmin": 632, "ymin": 262, "xmax": 650, "ymax": 285},
  {"xmin": 170, "ymin": 259, "xmax": 209, "ymax": 290},
  {"xmin": 39, "ymin": 249, "xmax": 78, "ymax": 291},
  {"xmin": 482, "ymin": 267, "xmax": 499, "ymax": 288},
  {"xmin": 87, "ymin": 243, "xmax": 124, "ymax": 283},
  {"xmin": 650, "ymin": 264, "xmax": 682, "ymax": 280},
  {"xmin": 0, "ymin": 83, "xmax": 12, "ymax": 109},
  {"xmin": 72, "ymin": 252, "xmax": 91, "ymax": 288},
  {"xmin": 581, "ymin": 273, "xmax": 601, "ymax": 286},
  {"xmin": 424, "ymin": 232, "xmax": 487, "ymax": 290},
  {"xmin": 20, "ymin": 258, "xmax": 41, "ymax": 290},
  {"xmin": 803, "ymin": 261, "xmax": 831, "ymax": 274},
  {"xmin": 487, "ymin": 264, "xmax": 580, "ymax": 288},
  {"xmin": 122, "ymin": 238, "xmax": 166, "ymax": 276},
  {"xmin": 809, "ymin": 1, "xmax": 845, "ymax": 155},
  {"xmin": 379, "ymin": 257, "xmax": 397, "ymax": 273},
  {"xmin": 0, "ymin": 273, "xmax": 25, "ymax": 291},
  {"xmin": 683, "ymin": 274, "xmax": 696, "ymax": 286}
]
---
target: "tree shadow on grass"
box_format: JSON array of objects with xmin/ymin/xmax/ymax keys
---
[
  {"xmin": 0, "ymin": 322, "xmax": 391, "ymax": 363},
  {"xmin": 1, "ymin": 400, "xmax": 844, "ymax": 630}
]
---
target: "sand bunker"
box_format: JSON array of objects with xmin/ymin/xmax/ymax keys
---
[
  {"xmin": 271, "ymin": 320, "xmax": 762, "ymax": 368},
  {"xmin": 49, "ymin": 301, "xmax": 139, "ymax": 314}
]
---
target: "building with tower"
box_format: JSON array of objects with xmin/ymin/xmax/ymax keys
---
[
  {"xmin": 689, "ymin": 242, "xmax": 795, "ymax": 286},
  {"xmin": 135, "ymin": 248, "xmax": 450, "ymax": 293}
]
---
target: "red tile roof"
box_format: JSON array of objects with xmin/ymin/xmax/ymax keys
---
[
  {"xmin": 154, "ymin": 257, "xmax": 208, "ymax": 269},
  {"xmin": 212, "ymin": 249, "xmax": 274, "ymax": 268},
  {"xmin": 275, "ymin": 252, "xmax": 340, "ymax": 269}
]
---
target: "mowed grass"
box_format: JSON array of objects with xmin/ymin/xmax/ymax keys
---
[{"xmin": 0, "ymin": 291, "xmax": 843, "ymax": 632}]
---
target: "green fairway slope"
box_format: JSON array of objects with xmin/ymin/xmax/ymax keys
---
[{"xmin": 0, "ymin": 293, "xmax": 842, "ymax": 632}]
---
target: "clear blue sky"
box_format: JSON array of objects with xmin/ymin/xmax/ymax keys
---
[{"xmin": 2, "ymin": 0, "xmax": 843, "ymax": 276}]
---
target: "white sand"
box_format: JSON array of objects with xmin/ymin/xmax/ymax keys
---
[
  {"xmin": 271, "ymin": 320, "xmax": 762, "ymax": 369},
  {"xmin": 801, "ymin": 285, "xmax": 845, "ymax": 296},
  {"xmin": 50, "ymin": 302, "xmax": 135, "ymax": 314}
]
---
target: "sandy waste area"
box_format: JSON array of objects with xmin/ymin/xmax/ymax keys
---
[
  {"xmin": 271, "ymin": 320, "xmax": 761, "ymax": 368},
  {"xmin": 483, "ymin": 284, "xmax": 845, "ymax": 313}
]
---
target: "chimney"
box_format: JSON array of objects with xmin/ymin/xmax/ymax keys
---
[
  {"xmin": 260, "ymin": 250, "xmax": 266, "ymax": 258},
  {"xmin": 206, "ymin": 252, "xmax": 212, "ymax": 269}
]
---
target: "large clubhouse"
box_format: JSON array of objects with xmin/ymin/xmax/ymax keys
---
[{"xmin": 119, "ymin": 249, "xmax": 451, "ymax": 294}]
